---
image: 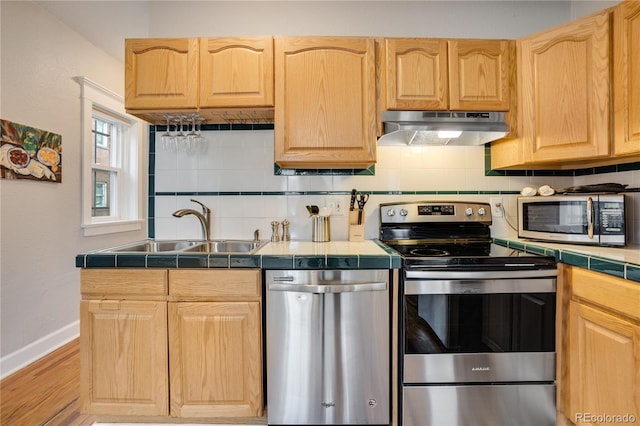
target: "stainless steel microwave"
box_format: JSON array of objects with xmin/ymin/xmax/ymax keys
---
[{"xmin": 517, "ymin": 194, "xmax": 626, "ymax": 246}]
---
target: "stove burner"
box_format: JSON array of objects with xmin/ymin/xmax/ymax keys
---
[{"xmin": 409, "ymin": 248, "xmax": 450, "ymax": 257}]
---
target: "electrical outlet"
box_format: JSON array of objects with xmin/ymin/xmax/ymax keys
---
[
  {"xmin": 490, "ymin": 197, "xmax": 503, "ymax": 217},
  {"xmin": 327, "ymin": 198, "xmax": 344, "ymax": 216}
]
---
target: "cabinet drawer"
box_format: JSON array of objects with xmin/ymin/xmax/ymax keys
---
[
  {"xmin": 571, "ymin": 267, "xmax": 640, "ymax": 322},
  {"xmin": 81, "ymin": 269, "xmax": 168, "ymax": 299},
  {"xmin": 169, "ymin": 269, "xmax": 261, "ymax": 301}
]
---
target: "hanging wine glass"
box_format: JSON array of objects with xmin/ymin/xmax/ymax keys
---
[
  {"xmin": 195, "ymin": 116, "xmax": 205, "ymax": 140},
  {"xmin": 195, "ymin": 116, "xmax": 207, "ymax": 154},
  {"xmin": 160, "ymin": 114, "xmax": 173, "ymax": 151},
  {"xmin": 186, "ymin": 114, "xmax": 199, "ymax": 151},
  {"xmin": 174, "ymin": 114, "xmax": 186, "ymax": 144}
]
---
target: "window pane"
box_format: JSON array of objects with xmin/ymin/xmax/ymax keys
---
[
  {"xmin": 92, "ymin": 169, "xmax": 115, "ymax": 217},
  {"xmin": 92, "ymin": 117, "xmax": 114, "ymax": 166}
]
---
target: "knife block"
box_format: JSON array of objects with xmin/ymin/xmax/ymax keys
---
[{"xmin": 348, "ymin": 209, "xmax": 365, "ymax": 242}]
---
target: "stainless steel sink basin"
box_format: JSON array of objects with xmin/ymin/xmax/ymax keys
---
[
  {"xmin": 108, "ymin": 240, "xmax": 202, "ymax": 253},
  {"xmin": 185, "ymin": 240, "xmax": 267, "ymax": 254}
]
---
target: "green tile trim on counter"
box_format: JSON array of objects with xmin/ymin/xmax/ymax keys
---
[
  {"xmin": 76, "ymin": 252, "xmax": 401, "ymax": 270},
  {"xmin": 484, "ymin": 145, "xmax": 640, "ymax": 177},
  {"xmin": 492, "ymin": 238, "xmax": 640, "ymax": 282}
]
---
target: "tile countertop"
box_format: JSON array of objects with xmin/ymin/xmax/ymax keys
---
[
  {"xmin": 493, "ymin": 238, "xmax": 640, "ymax": 283},
  {"xmin": 76, "ymin": 239, "xmax": 402, "ymax": 270}
]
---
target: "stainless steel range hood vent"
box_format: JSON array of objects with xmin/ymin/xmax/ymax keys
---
[{"xmin": 379, "ymin": 111, "xmax": 509, "ymax": 146}]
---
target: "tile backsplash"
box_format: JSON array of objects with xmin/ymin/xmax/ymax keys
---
[{"xmin": 150, "ymin": 128, "xmax": 639, "ymax": 244}]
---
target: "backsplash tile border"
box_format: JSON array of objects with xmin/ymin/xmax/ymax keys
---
[{"xmin": 484, "ymin": 145, "xmax": 640, "ymax": 177}]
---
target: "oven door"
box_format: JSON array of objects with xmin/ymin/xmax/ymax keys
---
[{"xmin": 403, "ymin": 269, "xmax": 556, "ymax": 383}]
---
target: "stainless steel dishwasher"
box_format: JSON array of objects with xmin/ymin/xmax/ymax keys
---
[{"xmin": 266, "ymin": 269, "xmax": 390, "ymax": 425}]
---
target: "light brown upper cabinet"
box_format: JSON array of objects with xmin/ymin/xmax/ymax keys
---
[
  {"xmin": 383, "ymin": 38, "xmax": 513, "ymax": 111},
  {"xmin": 491, "ymin": 10, "xmax": 622, "ymax": 169},
  {"xmin": 519, "ymin": 10, "xmax": 611, "ymax": 164},
  {"xmin": 274, "ymin": 37, "xmax": 377, "ymax": 169},
  {"xmin": 125, "ymin": 37, "xmax": 274, "ymax": 123},
  {"xmin": 613, "ymin": 0, "xmax": 640, "ymax": 157},
  {"xmin": 125, "ymin": 38, "xmax": 199, "ymax": 110},
  {"xmin": 199, "ymin": 37, "xmax": 274, "ymax": 108}
]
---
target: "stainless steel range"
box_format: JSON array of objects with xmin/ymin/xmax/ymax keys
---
[{"xmin": 380, "ymin": 201, "xmax": 558, "ymax": 426}]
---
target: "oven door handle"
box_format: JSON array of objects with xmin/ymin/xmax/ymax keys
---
[
  {"xmin": 404, "ymin": 277, "xmax": 556, "ymax": 294},
  {"xmin": 405, "ymin": 268, "xmax": 557, "ymax": 280}
]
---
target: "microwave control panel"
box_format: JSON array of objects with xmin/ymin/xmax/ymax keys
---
[{"xmin": 599, "ymin": 201, "xmax": 625, "ymax": 234}]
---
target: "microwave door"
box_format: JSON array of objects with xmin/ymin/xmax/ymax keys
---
[{"xmin": 518, "ymin": 196, "xmax": 599, "ymax": 244}]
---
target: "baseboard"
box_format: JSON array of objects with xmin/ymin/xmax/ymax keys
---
[{"xmin": 0, "ymin": 321, "xmax": 79, "ymax": 380}]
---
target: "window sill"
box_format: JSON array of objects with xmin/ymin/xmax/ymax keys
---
[{"xmin": 82, "ymin": 220, "xmax": 144, "ymax": 237}]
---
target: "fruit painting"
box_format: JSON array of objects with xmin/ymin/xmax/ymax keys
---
[{"xmin": 0, "ymin": 119, "xmax": 62, "ymax": 183}]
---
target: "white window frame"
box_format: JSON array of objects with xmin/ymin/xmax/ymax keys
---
[{"xmin": 77, "ymin": 76, "xmax": 145, "ymax": 236}]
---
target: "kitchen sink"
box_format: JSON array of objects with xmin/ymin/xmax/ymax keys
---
[
  {"xmin": 184, "ymin": 240, "xmax": 267, "ymax": 254},
  {"xmin": 103, "ymin": 239, "xmax": 267, "ymax": 254},
  {"xmin": 108, "ymin": 240, "xmax": 202, "ymax": 253}
]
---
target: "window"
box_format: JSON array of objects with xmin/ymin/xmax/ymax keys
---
[{"xmin": 77, "ymin": 77, "xmax": 145, "ymax": 236}]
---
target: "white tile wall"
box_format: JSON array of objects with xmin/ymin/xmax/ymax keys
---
[{"xmin": 152, "ymin": 129, "xmax": 640, "ymax": 244}]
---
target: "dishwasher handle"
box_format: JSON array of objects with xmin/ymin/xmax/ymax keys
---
[{"xmin": 267, "ymin": 280, "xmax": 387, "ymax": 293}]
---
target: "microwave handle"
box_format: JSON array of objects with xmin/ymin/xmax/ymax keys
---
[{"xmin": 587, "ymin": 196, "xmax": 594, "ymax": 239}]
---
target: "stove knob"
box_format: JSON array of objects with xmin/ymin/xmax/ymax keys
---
[
  {"xmin": 478, "ymin": 207, "xmax": 487, "ymax": 216},
  {"xmin": 465, "ymin": 208, "xmax": 474, "ymax": 216},
  {"xmin": 399, "ymin": 209, "xmax": 408, "ymax": 216},
  {"xmin": 387, "ymin": 209, "xmax": 396, "ymax": 216}
]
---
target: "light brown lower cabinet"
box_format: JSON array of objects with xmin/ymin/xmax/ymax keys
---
[
  {"xmin": 80, "ymin": 268, "xmax": 263, "ymax": 419},
  {"xmin": 561, "ymin": 266, "xmax": 640, "ymax": 425},
  {"xmin": 80, "ymin": 299, "xmax": 169, "ymax": 416},
  {"xmin": 168, "ymin": 269, "xmax": 263, "ymax": 418}
]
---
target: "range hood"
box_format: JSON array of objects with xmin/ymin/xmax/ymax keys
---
[{"xmin": 378, "ymin": 111, "xmax": 509, "ymax": 146}]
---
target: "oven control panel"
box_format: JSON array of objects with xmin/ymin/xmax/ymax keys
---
[{"xmin": 380, "ymin": 201, "xmax": 492, "ymax": 224}]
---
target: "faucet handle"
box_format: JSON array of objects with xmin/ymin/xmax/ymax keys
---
[
  {"xmin": 190, "ymin": 198, "xmax": 210, "ymax": 214},
  {"xmin": 254, "ymin": 229, "xmax": 260, "ymax": 241}
]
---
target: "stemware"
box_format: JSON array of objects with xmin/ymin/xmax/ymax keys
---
[
  {"xmin": 174, "ymin": 114, "xmax": 187, "ymax": 144},
  {"xmin": 160, "ymin": 114, "xmax": 174, "ymax": 150}
]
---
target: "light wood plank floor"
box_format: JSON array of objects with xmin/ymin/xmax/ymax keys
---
[
  {"xmin": 2, "ymin": 338, "xmax": 575, "ymax": 426},
  {"xmin": 1, "ymin": 338, "xmax": 95, "ymax": 426}
]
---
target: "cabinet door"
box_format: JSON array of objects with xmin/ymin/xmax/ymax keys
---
[
  {"xmin": 613, "ymin": 1, "xmax": 640, "ymax": 157},
  {"xmin": 448, "ymin": 39, "xmax": 513, "ymax": 111},
  {"xmin": 384, "ymin": 38, "xmax": 448, "ymax": 110},
  {"xmin": 519, "ymin": 11, "xmax": 611, "ymax": 163},
  {"xmin": 80, "ymin": 300, "xmax": 168, "ymax": 416},
  {"xmin": 274, "ymin": 37, "xmax": 377, "ymax": 168},
  {"xmin": 199, "ymin": 37, "xmax": 274, "ymax": 108},
  {"xmin": 168, "ymin": 301, "xmax": 262, "ymax": 417},
  {"xmin": 125, "ymin": 38, "xmax": 199, "ymax": 110},
  {"xmin": 568, "ymin": 301, "xmax": 640, "ymax": 423}
]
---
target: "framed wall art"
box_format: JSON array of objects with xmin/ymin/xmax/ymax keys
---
[{"xmin": 0, "ymin": 119, "xmax": 62, "ymax": 183}]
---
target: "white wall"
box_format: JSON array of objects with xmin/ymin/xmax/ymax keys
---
[
  {"xmin": 0, "ymin": 1, "xmax": 147, "ymax": 378},
  {"xmin": 148, "ymin": 1, "xmax": 572, "ymax": 39}
]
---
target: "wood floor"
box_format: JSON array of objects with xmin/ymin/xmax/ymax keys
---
[
  {"xmin": 0, "ymin": 338, "xmax": 95, "ymax": 426},
  {"xmin": 1, "ymin": 338, "xmax": 576, "ymax": 426}
]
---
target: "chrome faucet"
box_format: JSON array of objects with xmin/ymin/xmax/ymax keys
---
[{"xmin": 172, "ymin": 199, "xmax": 211, "ymax": 241}]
